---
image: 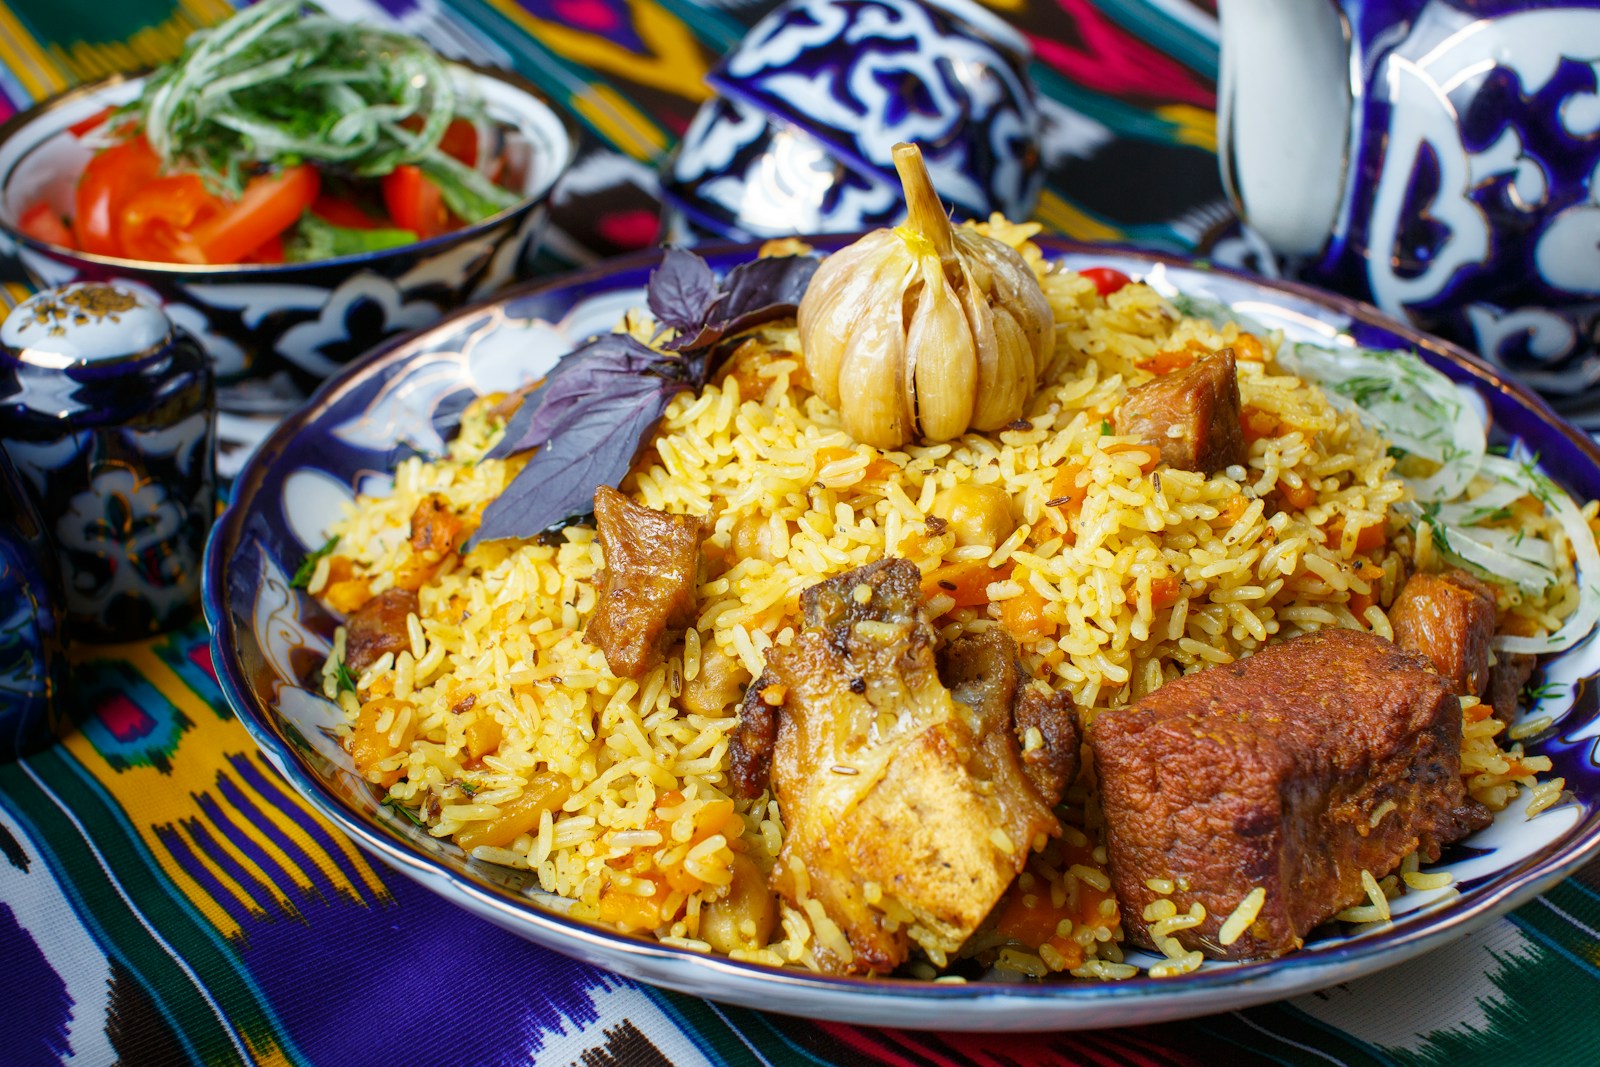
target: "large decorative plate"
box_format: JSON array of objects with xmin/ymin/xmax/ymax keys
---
[{"xmin": 204, "ymin": 238, "xmax": 1600, "ymax": 1031}]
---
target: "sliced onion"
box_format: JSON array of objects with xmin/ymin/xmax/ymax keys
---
[{"xmin": 1495, "ymin": 484, "xmax": 1600, "ymax": 655}]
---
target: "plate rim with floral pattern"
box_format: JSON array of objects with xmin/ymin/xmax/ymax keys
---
[{"xmin": 203, "ymin": 236, "xmax": 1600, "ymax": 1031}]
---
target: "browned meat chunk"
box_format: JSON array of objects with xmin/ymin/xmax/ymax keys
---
[
  {"xmin": 344, "ymin": 588, "xmax": 419, "ymax": 676},
  {"xmin": 408, "ymin": 494, "xmax": 463, "ymax": 555},
  {"xmin": 937, "ymin": 628, "xmax": 1080, "ymax": 806},
  {"xmin": 729, "ymin": 679, "xmax": 777, "ymax": 799},
  {"xmin": 1089, "ymin": 627, "xmax": 1490, "ymax": 961},
  {"xmin": 761, "ymin": 559, "xmax": 1061, "ymax": 975},
  {"xmin": 1115, "ymin": 349, "xmax": 1246, "ymax": 473},
  {"xmin": 1390, "ymin": 569, "xmax": 1497, "ymax": 698},
  {"xmin": 585, "ymin": 486, "xmax": 703, "ymax": 678},
  {"xmin": 1485, "ymin": 651, "xmax": 1537, "ymax": 725}
]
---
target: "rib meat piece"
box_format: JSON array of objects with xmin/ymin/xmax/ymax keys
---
[
  {"xmin": 344, "ymin": 588, "xmax": 419, "ymax": 676},
  {"xmin": 1090, "ymin": 627, "xmax": 1490, "ymax": 961},
  {"xmin": 762, "ymin": 559, "xmax": 1061, "ymax": 974},
  {"xmin": 1115, "ymin": 349, "xmax": 1246, "ymax": 474},
  {"xmin": 1390, "ymin": 569, "xmax": 1497, "ymax": 698},
  {"xmin": 585, "ymin": 486, "xmax": 703, "ymax": 678},
  {"xmin": 937, "ymin": 628, "xmax": 1079, "ymax": 806}
]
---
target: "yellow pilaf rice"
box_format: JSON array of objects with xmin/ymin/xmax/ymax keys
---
[{"xmin": 313, "ymin": 221, "xmax": 1581, "ymax": 977}]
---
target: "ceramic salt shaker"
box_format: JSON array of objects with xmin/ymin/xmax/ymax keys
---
[{"xmin": 0, "ymin": 282, "xmax": 217, "ymax": 642}]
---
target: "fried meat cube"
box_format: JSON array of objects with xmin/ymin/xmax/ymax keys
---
[
  {"xmin": 1089, "ymin": 628, "xmax": 1490, "ymax": 961},
  {"xmin": 761, "ymin": 559, "xmax": 1061, "ymax": 974},
  {"xmin": 1115, "ymin": 349, "xmax": 1246, "ymax": 474},
  {"xmin": 344, "ymin": 588, "xmax": 419, "ymax": 676},
  {"xmin": 1485, "ymin": 651, "xmax": 1537, "ymax": 725},
  {"xmin": 1390, "ymin": 569, "xmax": 1497, "ymax": 699},
  {"xmin": 585, "ymin": 486, "xmax": 704, "ymax": 679},
  {"xmin": 408, "ymin": 494, "xmax": 463, "ymax": 555}
]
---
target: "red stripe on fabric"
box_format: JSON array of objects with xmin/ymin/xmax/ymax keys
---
[
  {"xmin": 188, "ymin": 641, "xmax": 218, "ymax": 682},
  {"xmin": 817, "ymin": 1023, "xmax": 942, "ymax": 1067},
  {"xmin": 1030, "ymin": 0, "xmax": 1215, "ymax": 109}
]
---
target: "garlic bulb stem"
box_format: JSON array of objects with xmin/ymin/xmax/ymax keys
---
[{"xmin": 892, "ymin": 142, "xmax": 955, "ymax": 263}]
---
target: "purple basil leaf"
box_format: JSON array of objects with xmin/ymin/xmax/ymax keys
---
[
  {"xmin": 487, "ymin": 334, "xmax": 664, "ymax": 460},
  {"xmin": 467, "ymin": 374, "xmax": 689, "ymax": 546},
  {"xmin": 716, "ymin": 255, "xmax": 819, "ymax": 328},
  {"xmin": 648, "ymin": 247, "xmax": 720, "ymax": 333},
  {"xmin": 661, "ymin": 254, "xmax": 820, "ymax": 356}
]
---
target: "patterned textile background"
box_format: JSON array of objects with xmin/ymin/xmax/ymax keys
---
[{"xmin": 0, "ymin": 2, "xmax": 1597, "ymax": 1065}]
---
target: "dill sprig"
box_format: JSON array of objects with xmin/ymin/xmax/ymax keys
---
[{"xmin": 130, "ymin": 0, "xmax": 517, "ymax": 221}]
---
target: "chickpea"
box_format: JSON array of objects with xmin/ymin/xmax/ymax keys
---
[
  {"xmin": 700, "ymin": 852, "xmax": 777, "ymax": 955},
  {"xmin": 682, "ymin": 643, "xmax": 751, "ymax": 716},
  {"xmin": 930, "ymin": 483, "xmax": 1015, "ymax": 548},
  {"xmin": 730, "ymin": 512, "xmax": 785, "ymax": 563}
]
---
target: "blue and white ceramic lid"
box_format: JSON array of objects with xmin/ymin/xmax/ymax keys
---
[{"xmin": 0, "ymin": 282, "xmax": 172, "ymax": 373}]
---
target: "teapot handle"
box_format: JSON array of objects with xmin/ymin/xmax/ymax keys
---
[{"xmin": 1217, "ymin": 0, "xmax": 1352, "ymax": 258}]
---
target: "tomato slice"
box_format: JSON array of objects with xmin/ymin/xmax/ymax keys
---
[
  {"xmin": 74, "ymin": 136, "xmax": 162, "ymax": 257},
  {"xmin": 116, "ymin": 174, "xmax": 226, "ymax": 263},
  {"xmin": 171, "ymin": 164, "xmax": 320, "ymax": 265},
  {"xmin": 17, "ymin": 202, "xmax": 76, "ymax": 248},
  {"xmin": 67, "ymin": 106, "xmax": 116, "ymax": 139},
  {"xmin": 438, "ymin": 118, "xmax": 478, "ymax": 168},
  {"xmin": 1080, "ymin": 266, "xmax": 1133, "ymax": 297},
  {"xmin": 310, "ymin": 193, "xmax": 384, "ymax": 230},
  {"xmin": 381, "ymin": 164, "xmax": 452, "ymax": 239},
  {"xmin": 241, "ymin": 232, "xmax": 285, "ymax": 265}
]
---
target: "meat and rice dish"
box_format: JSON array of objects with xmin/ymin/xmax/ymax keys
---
[{"xmin": 305, "ymin": 150, "xmax": 1593, "ymax": 981}]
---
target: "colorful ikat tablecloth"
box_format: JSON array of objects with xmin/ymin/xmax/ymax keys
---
[{"xmin": 1, "ymin": 2, "xmax": 1598, "ymax": 1064}]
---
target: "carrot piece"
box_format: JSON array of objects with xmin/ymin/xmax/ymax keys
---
[
  {"xmin": 456, "ymin": 772, "xmax": 571, "ymax": 851},
  {"xmin": 350, "ymin": 697, "xmax": 414, "ymax": 787},
  {"xmin": 999, "ymin": 568, "xmax": 1055, "ymax": 640},
  {"xmin": 1105, "ymin": 442, "xmax": 1161, "ymax": 472},
  {"xmin": 1241, "ymin": 405, "xmax": 1282, "ymax": 443},
  {"xmin": 1150, "ymin": 574, "xmax": 1182, "ymax": 610},
  {"xmin": 1279, "ymin": 480, "xmax": 1317, "ymax": 511},
  {"xmin": 922, "ymin": 558, "xmax": 1013, "ymax": 608},
  {"xmin": 464, "ymin": 714, "xmax": 502, "ymax": 762},
  {"xmin": 1136, "ymin": 347, "xmax": 1198, "ymax": 376},
  {"xmin": 598, "ymin": 874, "xmax": 669, "ymax": 930},
  {"xmin": 1231, "ymin": 333, "xmax": 1266, "ymax": 362}
]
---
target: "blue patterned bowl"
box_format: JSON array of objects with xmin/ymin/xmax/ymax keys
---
[
  {"xmin": 0, "ymin": 67, "xmax": 576, "ymax": 408},
  {"xmin": 660, "ymin": 96, "xmax": 902, "ymax": 243},
  {"xmin": 205, "ymin": 237, "xmax": 1600, "ymax": 1030},
  {"xmin": 703, "ymin": 0, "xmax": 1043, "ymax": 223}
]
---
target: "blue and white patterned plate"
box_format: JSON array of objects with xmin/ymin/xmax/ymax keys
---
[{"xmin": 203, "ymin": 238, "xmax": 1600, "ymax": 1030}]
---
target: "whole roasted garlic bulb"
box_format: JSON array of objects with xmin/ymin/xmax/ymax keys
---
[{"xmin": 797, "ymin": 143, "xmax": 1055, "ymax": 450}]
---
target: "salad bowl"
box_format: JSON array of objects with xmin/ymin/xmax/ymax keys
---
[
  {"xmin": 0, "ymin": 65, "xmax": 576, "ymax": 408},
  {"xmin": 205, "ymin": 237, "xmax": 1600, "ymax": 1030}
]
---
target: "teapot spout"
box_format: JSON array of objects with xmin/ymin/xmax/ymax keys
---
[{"xmin": 1217, "ymin": 0, "xmax": 1352, "ymax": 257}]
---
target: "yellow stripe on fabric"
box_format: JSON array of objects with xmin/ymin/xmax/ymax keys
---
[
  {"xmin": 1034, "ymin": 190, "xmax": 1124, "ymax": 244},
  {"xmin": 61, "ymin": 641, "xmax": 385, "ymax": 937},
  {"xmin": 1155, "ymin": 104, "xmax": 1218, "ymax": 152},
  {"xmin": 0, "ymin": 6, "xmax": 70, "ymax": 99},
  {"xmin": 483, "ymin": 0, "xmax": 712, "ymax": 103},
  {"xmin": 572, "ymin": 84, "xmax": 670, "ymax": 159},
  {"xmin": 2, "ymin": 283, "xmax": 32, "ymax": 310}
]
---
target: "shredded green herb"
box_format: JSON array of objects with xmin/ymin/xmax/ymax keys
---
[
  {"xmin": 1522, "ymin": 680, "xmax": 1563, "ymax": 703},
  {"xmin": 1100, "ymin": 419, "xmax": 1112, "ymax": 436},
  {"xmin": 333, "ymin": 657, "xmax": 358, "ymax": 696},
  {"xmin": 382, "ymin": 795, "xmax": 426, "ymax": 827},
  {"xmin": 291, "ymin": 535, "xmax": 339, "ymax": 588},
  {"xmin": 130, "ymin": 0, "xmax": 517, "ymax": 220}
]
